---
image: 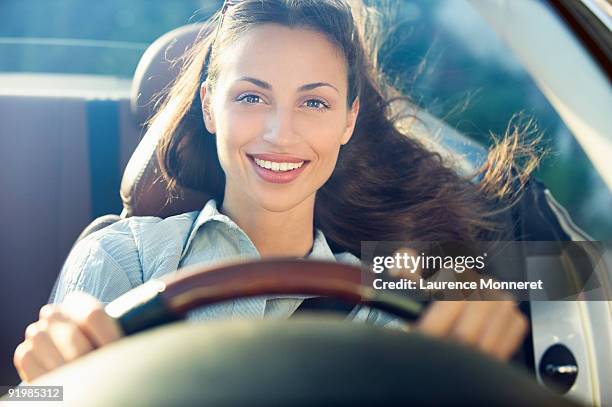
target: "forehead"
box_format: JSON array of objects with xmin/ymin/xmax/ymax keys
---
[{"xmin": 216, "ymin": 24, "xmax": 348, "ymax": 92}]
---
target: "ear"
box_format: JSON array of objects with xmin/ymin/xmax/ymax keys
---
[
  {"xmin": 200, "ymin": 81, "xmax": 216, "ymax": 135},
  {"xmin": 340, "ymin": 97, "xmax": 360, "ymax": 145}
]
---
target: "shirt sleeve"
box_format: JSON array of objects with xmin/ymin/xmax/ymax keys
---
[{"xmin": 49, "ymin": 224, "xmax": 143, "ymax": 305}]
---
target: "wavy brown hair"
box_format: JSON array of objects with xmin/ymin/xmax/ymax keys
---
[{"xmin": 154, "ymin": 0, "xmax": 540, "ymax": 256}]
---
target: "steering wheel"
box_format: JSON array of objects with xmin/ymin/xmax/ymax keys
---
[
  {"xmin": 104, "ymin": 258, "xmax": 424, "ymax": 335},
  {"xmin": 21, "ymin": 259, "xmax": 578, "ymax": 406}
]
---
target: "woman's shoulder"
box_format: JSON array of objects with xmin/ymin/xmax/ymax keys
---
[
  {"xmin": 73, "ymin": 211, "xmax": 201, "ymax": 273},
  {"xmin": 80, "ymin": 211, "xmax": 198, "ymax": 249},
  {"xmin": 52, "ymin": 211, "xmax": 203, "ymax": 303}
]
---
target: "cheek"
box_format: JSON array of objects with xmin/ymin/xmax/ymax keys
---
[
  {"xmin": 312, "ymin": 137, "xmax": 341, "ymax": 163},
  {"xmin": 306, "ymin": 136, "xmax": 343, "ymax": 186},
  {"xmin": 307, "ymin": 118, "xmax": 346, "ymax": 164},
  {"xmin": 215, "ymin": 109, "xmax": 261, "ymax": 164}
]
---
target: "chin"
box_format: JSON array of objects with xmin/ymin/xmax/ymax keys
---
[
  {"xmin": 255, "ymin": 196, "xmax": 302, "ymax": 213},
  {"xmin": 250, "ymin": 189, "xmax": 313, "ymax": 214}
]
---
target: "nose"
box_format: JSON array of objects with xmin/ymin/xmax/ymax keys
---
[{"xmin": 261, "ymin": 107, "xmax": 301, "ymax": 147}]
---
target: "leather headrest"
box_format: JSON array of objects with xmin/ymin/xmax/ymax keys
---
[
  {"xmin": 130, "ymin": 24, "xmax": 205, "ymax": 126},
  {"xmin": 122, "ymin": 24, "xmax": 209, "ymax": 218}
]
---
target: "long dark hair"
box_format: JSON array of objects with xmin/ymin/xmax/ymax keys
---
[{"xmin": 154, "ymin": 0, "xmax": 539, "ymax": 256}]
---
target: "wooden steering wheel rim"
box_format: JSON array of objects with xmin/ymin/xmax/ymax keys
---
[{"xmin": 105, "ymin": 258, "xmax": 424, "ymax": 336}]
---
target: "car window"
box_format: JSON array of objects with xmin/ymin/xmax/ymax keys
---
[
  {"xmin": 1, "ymin": 0, "xmax": 609, "ymax": 239},
  {"xmin": 0, "ymin": 0, "xmax": 217, "ymax": 77},
  {"xmin": 369, "ymin": 0, "xmax": 611, "ymax": 240}
]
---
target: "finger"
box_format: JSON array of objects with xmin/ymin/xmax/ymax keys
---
[
  {"xmin": 25, "ymin": 322, "xmax": 65, "ymax": 370},
  {"xmin": 476, "ymin": 301, "xmax": 516, "ymax": 357},
  {"xmin": 496, "ymin": 313, "xmax": 529, "ymax": 360},
  {"xmin": 40, "ymin": 304, "xmax": 70, "ymax": 323},
  {"xmin": 14, "ymin": 342, "xmax": 47, "ymax": 383},
  {"xmin": 450, "ymin": 301, "xmax": 498, "ymax": 346},
  {"xmin": 62, "ymin": 292, "xmax": 122, "ymax": 347},
  {"xmin": 39, "ymin": 304, "xmax": 58, "ymax": 320},
  {"xmin": 47, "ymin": 321, "xmax": 94, "ymax": 362},
  {"xmin": 40, "ymin": 304, "xmax": 89, "ymax": 360},
  {"xmin": 417, "ymin": 301, "xmax": 467, "ymax": 337}
]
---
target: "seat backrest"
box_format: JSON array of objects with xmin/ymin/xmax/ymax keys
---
[{"xmin": 121, "ymin": 24, "xmax": 211, "ymax": 218}]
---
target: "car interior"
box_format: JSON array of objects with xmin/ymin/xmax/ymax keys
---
[{"xmin": 0, "ymin": 2, "xmax": 609, "ymax": 403}]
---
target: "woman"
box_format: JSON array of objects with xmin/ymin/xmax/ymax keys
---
[{"xmin": 14, "ymin": 0, "xmax": 529, "ymax": 382}]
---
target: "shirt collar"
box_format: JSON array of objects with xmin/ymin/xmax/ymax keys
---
[{"xmin": 182, "ymin": 198, "xmax": 336, "ymax": 261}]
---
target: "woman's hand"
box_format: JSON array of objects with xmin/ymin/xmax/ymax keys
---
[
  {"xmin": 387, "ymin": 247, "xmax": 528, "ymax": 360},
  {"xmin": 415, "ymin": 300, "xmax": 529, "ymax": 361},
  {"xmin": 14, "ymin": 292, "xmax": 122, "ymax": 382}
]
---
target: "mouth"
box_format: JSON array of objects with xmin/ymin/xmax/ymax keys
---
[{"xmin": 246, "ymin": 153, "xmax": 311, "ymax": 184}]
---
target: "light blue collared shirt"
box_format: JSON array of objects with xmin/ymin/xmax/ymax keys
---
[{"xmin": 50, "ymin": 199, "xmax": 400, "ymax": 326}]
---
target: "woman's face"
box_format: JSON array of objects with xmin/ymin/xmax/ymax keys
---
[{"xmin": 201, "ymin": 24, "xmax": 359, "ymax": 213}]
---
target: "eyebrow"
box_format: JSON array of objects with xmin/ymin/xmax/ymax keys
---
[{"xmin": 234, "ymin": 76, "xmax": 339, "ymax": 93}]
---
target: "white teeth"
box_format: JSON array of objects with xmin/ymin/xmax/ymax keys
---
[{"xmin": 253, "ymin": 157, "xmax": 305, "ymax": 172}]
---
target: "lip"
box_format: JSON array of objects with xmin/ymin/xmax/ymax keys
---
[
  {"xmin": 248, "ymin": 153, "xmax": 309, "ymax": 163},
  {"xmin": 246, "ymin": 153, "xmax": 310, "ymax": 184}
]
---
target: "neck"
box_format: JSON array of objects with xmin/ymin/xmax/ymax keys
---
[{"xmin": 220, "ymin": 187, "xmax": 316, "ymax": 258}]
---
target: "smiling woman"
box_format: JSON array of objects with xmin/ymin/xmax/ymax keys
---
[
  {"xmin": 14, "ymin": 0, "xmax": 534, "ymax": 383},
  {"xmin": 156, "ymin": 0, "xmax": 537, "ymax": 254},
  {"xmin": 197, "ymin": 23, "xmax": 361, "ymax": 256}
]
